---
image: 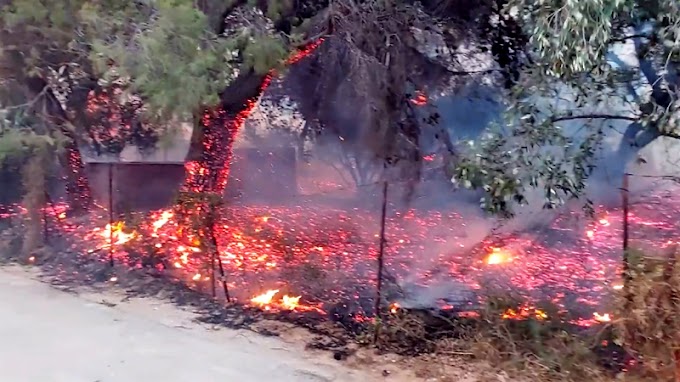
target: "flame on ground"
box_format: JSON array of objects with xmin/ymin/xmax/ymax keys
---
[
  {"xmin": 502, "ymin": 305, "xmax": 548, "ymax": 321},
  {"xmin": 98, "ymin": 222, "xmax": 135, "ymax": 246},
  {"xmin": 25, "ymin": 180, "xmax": 677, "ymax": 328},
  {"xmin": 486, "ymin": 247, "xmax": 513, "ymax": 265},
  {"xmin": 250, "ymin": 289, "xmax": 323, "ymax": 314}
]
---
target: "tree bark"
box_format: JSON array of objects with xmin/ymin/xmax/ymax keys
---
[
  {"xmin": 24, "ymin": 77, "xmax": 92, "ymax": 212},
  {"xmin": 184, "ymin": 71, "xmax": 268, "ymax": 193},
  {"xmin": 591, "ymin": 122, "xmax": 659, "ymax": 206}
]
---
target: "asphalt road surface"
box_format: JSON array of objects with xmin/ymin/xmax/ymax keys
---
[{"xmin": 0, "ymin": 267, "xmax": 378, "ymax": 382}]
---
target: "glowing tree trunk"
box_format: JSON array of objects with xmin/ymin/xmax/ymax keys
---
[
  {"xmin": 184, "ymin": 103, "xmax": 259, "ymax": 194},
  {"xmin": 183, "ymin": 41, "xmax": 323, "ymax": 193}
]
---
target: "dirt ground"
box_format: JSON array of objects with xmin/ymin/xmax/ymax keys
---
[{"xmin": 0, "ymin": 265, "xmax": 486, "ymax": 382}]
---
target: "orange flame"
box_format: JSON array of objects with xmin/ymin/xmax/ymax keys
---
[
  {"xmin": 502, "ymin": 306, "xmax": 548, "ymax": 320},
  {"xmin": 410, "ymin": 91, "xmax": 428, "ymax": 106},
  {"xmin": 390, "ymin": 302, "xmax": 401, "ymax": 314},
  {"xmin": 100, "ymin": 222, "xmax": 135, "ymax": 245},
  {"xmin": 281, "ymin": 294, "xmax": 302, "ymax": 310},
  {"xmin": 251, "ymin": 289, "xmax": 280, "ymax": 307},
  {"xmin": 486, "ymin": 247, "xmax": 512, "ymax": 265},
  {"xmin": 250, "ymin": 290, "xmax": 323, "ymax": 314}
]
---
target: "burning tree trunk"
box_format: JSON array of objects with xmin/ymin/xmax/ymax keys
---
[
  {"xmin": 184, "ymin": 71, "xmax": 268, "ymax": 193},
  {"xmin": 184, "ymin": 38, "xmax": 323, "ymax": 193}
]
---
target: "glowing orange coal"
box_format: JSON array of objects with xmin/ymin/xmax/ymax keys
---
[
  {"xmin": 502, "ymin": 305, "xmax": 548, "ymax": 321},
  {"xmin": 390, "ymin": 302, "xmax": 401, "ymax": 314},
  {"xmin": 410, "ymin": 90, "xmax": 428, "ymax": 106},
  {"xmin": 99, "ymin": 222, "xmax": 135, "ymax": 245},
  {"xmin": 486, "ymin": 247, "xmax": 512, "ymax": 265},
  {"xmin": 593, "ymin": 312, "xmax": 612, "ymax": 322}
]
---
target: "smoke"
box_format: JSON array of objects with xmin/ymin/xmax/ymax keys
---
[{"xmin": 75, "ymin": 48, "xmax": 679, "ymax": 313}]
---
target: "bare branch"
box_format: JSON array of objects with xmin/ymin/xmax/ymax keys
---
[{"xmin": 552, "ymin": 114, "xmax": 640, "ymax": 123}]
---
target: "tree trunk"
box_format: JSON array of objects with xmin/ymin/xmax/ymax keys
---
[
  {"xmin": 25, "ymin": 77, "xmax": 92, "ymax": 212},
  {"xmin": 590, "ymin": 122, "xmax": 659, "ymax": 207},
  {"xmin": 184, "ymin": 70, "xmax": 268, "ymax": 193}
]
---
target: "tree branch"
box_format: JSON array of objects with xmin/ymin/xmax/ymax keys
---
[
  {"xmin": 609, "ymin": 33, "xmax": 650, "ymax": 44},
  {"xmin": 632, "ymin": 34, "xmax": 673, "ymax": 108},
  {"xmin": 607, "ymin": 53, "xmax": 642, "ymax": 104},
  {"xmin": 552, "ymin": 114, "xmax": 640, "ymax": 123},
  {"xmin": 0, "ymin": 85, "xmax": 48, "ymax": 112}
]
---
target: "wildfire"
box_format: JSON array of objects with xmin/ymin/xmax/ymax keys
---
[
  {"xmin": 486, "ymin": 247, "xmax": 512, "ymax": 265},
  {"xmin": 99, "ymin": 222, "xmax": 135, "ymax": 246},
  {"xmin": 250, "ymin": 289, "xmax": 322, "ymax": 314},
  {"xmin": 63, "ymin": 179, "xmax": 677, "ymax": 329},
  {"xmin": 251, "ymin": 289, "xmax": 280, "ymax": 307},
  {"xmin": 593, "ymin": 312, "xmax": 612, "ymax": 322},
  {"xmin": 390, "ymin": 302, "xmax": 401, "ymax": 314},
  {"xmin": 410, "ymin": 90, "xmax": 428, "ymax": 106},
  {"xmin": 501, "ymin": 305, "xmax": 548, "ymax": 321},
  {"xmin": 14, "ymin": 27, "xmax": 673, "ymax": 334}
]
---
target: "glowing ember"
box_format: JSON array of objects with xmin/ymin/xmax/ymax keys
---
[
  {"xmin": 40, "ymin": 169, "xmax": 679, "ymax": 328},
  {"xmin": 182, "ymin": 40, "xmax": 323, "ymax": 195},
  {"xmin": 152, "ymin": 210, "xmax": 173, "ymax": 232},
  {"xmin": 593, "ymin": 312, "xmax": 612, "ymax": 322},
  {"xmin": 99, "ymin": 222, "xmax": 135, "ymax": 246},
  {"xmin": 486, "ymin": 247, "xmax": 512, "ymax": 265},
  {"xmin": 410, "ymin": 91, "xmax": 428, "ymax": 106},
  {"xmin": 390, "ymin": 302, "xmax": 401, "ymax": 314},
  {"xmin": 502, "ymin": 306, "xmax": 548, "ymax": 320}
]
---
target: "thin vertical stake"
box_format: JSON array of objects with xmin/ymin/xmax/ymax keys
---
[
  {"xmin": 108, "ymin": 163, "xmax": 114, "ymax": 267},
  {"xmin": 210, "ymin": 249, "xmax": 217, "ymax": 298},
  {"xmin": 622, "ymin": 173, "xmax": 631, "ymax": 308},
  {"xmin": 209, "ymin": 212, "xmax": 230, "ymax": 302},
  {"xmin": 42, "ymin": 196, "xmax": 49, "ymax": 245},
  {"xmin": 622, "ymin": 174, "xmax": 630, "ymax": 261},
  {"xmin": 374, "ymin": 181, "xmax": 388, "ymax": 342}
]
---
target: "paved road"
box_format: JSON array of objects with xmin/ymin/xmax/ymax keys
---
[{"xmin": 0, "ymin": 267, "xmax": 374, "ymax": 382}]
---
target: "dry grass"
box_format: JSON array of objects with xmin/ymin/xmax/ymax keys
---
[
  {"xmin": 370, "ymin": 247, "xmax": 680, "ymax": 382},
  {"xmin": 375, "ymin": 298, "xmax": 611, "ymax": 382},
  {"xmin": 613, "ymin": 246, "xmax": 680, "ymax": 382}
]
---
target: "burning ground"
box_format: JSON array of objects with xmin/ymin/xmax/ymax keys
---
[{"xmin": 3, "ymin": 183, "xmax": 678, "ymax": 331}]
